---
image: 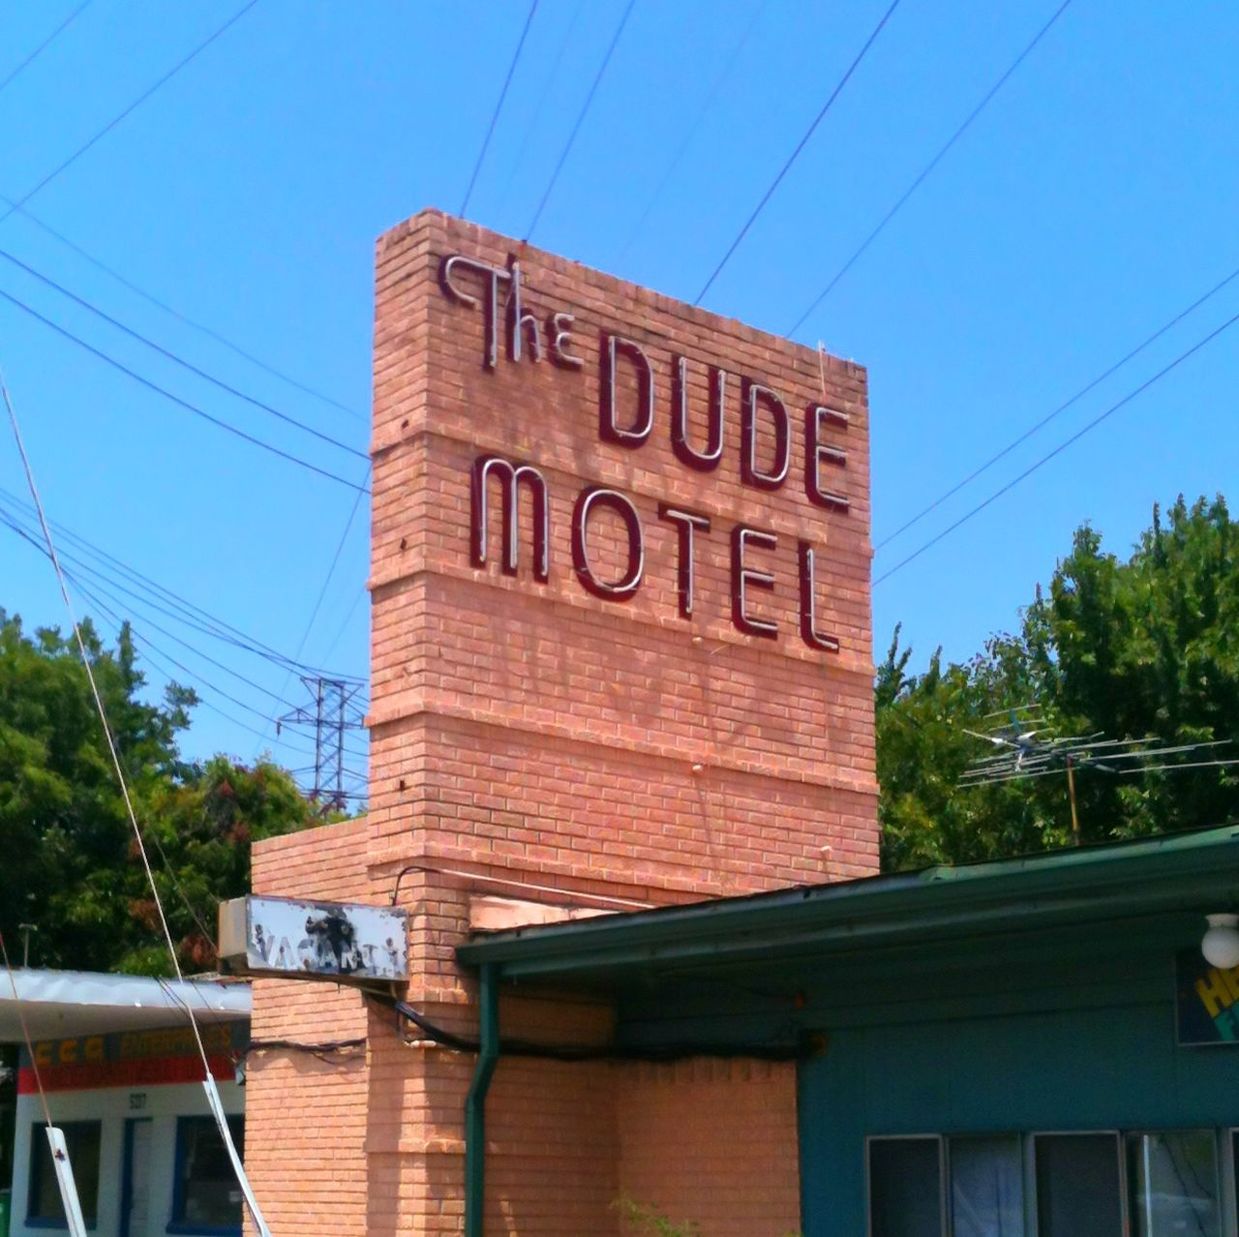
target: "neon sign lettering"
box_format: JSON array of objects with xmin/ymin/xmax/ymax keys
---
[{"xmin": 443, "ymin": 252, "xmax": 848, "ymax": 654}]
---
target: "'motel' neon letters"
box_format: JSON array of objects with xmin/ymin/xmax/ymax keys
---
[{"xmin": 440, "ymin": 252, "xmax": 847, "ymax": 654}]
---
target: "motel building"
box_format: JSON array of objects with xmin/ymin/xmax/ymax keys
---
[{"xmin": 234, "ymin": 211, "xmax": 1234, "ymax": 1236}]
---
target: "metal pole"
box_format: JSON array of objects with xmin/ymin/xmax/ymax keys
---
[
  {"xmin": 465, "ymin": 964, "xmax": 500, "ymax": 1237},
  {"xmin": 313, "ymin": 677, "xmax": 325, "ymax": 803},
  {"xmin": 1066, "ymin": 756, "xmax": 1081, "ymax": 846},
  {"xmin": 335, "ymin": 681, "xmax": 346, "ymax": 812}
]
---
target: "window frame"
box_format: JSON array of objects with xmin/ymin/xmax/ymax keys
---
[
  {"xmin": 26, "ymin": 1119, "xmax": 102, "ymax": 1231},
  {"xmin": 1029, "ymin": 1129, "xmax": 1127, "ymax": 1237},
  {"xmin": 865, "ymin": 1133, "xmax": 947, "ymax": 1237},
  {"xmin": 1123, "ymin": 1127, "xmax": 1224, "ymax": 1237},
  {"xmin": 167, "ymin": 1114, "xmax": 244, "ymax": 1237}
]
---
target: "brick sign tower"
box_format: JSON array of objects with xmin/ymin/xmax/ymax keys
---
[{"xmin": 246, "ymin": 210, "xmax": 877, "ymax": 1235}]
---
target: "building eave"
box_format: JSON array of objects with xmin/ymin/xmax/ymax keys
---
[{"xmin": 456, "ymin": 824, "xmax": 1239, "ymax": 983}]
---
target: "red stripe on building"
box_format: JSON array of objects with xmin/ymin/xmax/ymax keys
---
[{"xmin": 18, "ymin": 1053, "xmax": 236, "ymax": 1094}]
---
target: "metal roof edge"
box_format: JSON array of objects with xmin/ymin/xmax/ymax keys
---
[{"xmin": 456, "ymin": 824, "xmax": 1239, "ymax": 976}]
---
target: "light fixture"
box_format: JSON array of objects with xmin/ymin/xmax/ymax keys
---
[{"xmin": 1201, "ymin": 913, "xmax": 1239, "ymax": 969}]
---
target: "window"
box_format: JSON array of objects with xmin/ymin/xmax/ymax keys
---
[
  {"xmin": 867, "ymin": 1129, "xmax": 1234, "ymax": 1236},
  {"xmin": 951, "ymin": 1135, "xmax": 1024, "ymax": 1237},
  {"xmin": 27, "ymin": 1120, "xmax": 101, "ymax": 1228},
  {"xmin": 171, "ymin": 1115, "xmax": 244, "ymax": 1233},
  {"xmin": 1034, "ymin": 1133, "xmax": 1123, "ymax": 1237},
  {"xmin": 1126, "ymin": 1130, "xmax": 1220, "ymax": 1237},
  {"xmin": 869, "ymin": 1137, "xmax": 943, "ymax": 1237}
]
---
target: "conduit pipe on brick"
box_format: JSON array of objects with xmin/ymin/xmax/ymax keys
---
[{"xmin": 464, "ymin": 963, "xmax": 500, "ymax": 1237}]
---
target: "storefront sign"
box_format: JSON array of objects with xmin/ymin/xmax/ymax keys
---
[
  {"xmin": 218, "ymin": 895, "xmax": 408, "ymax": 981},
  {"xmin": 441, "ymin": 253, "xmax": 847, "ymax": 654},
  {"xmin": 1175, "ymin": 949, "xmax": 1239, "ymax": 1044},
  {"xmin": 19, "ymin": 1023, "xmax": 247, "ymax": 1093}
]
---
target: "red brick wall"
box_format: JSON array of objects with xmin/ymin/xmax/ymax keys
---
[
  {"xmin": 616, "ymin": 1061, "xmax": 801, "ymax": 1237},
  {"xmin": 247, "ymin": 817, "xmax": 372, "ymax": 1237},
  {"xmin": 249, "ymin": 209, "xmax": 874, "ymax": 1234},
  {"xmin": 370, "ymin": 209, "xmax": 877, "ymax": 931}
]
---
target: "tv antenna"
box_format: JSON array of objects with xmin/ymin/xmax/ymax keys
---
[
  {"xmin": 278, "ymin": 676, "xmax": 367, "ymax": 814},
  {"xmin": 959, "ymin": 706, "xmax": 1239, "ymax": 844}
]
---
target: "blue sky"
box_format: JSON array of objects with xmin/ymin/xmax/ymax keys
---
[{"xmin": 1, "ymin": 0, "xmax": 1237, "ymax": 790}]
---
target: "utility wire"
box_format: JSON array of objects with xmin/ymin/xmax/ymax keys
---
[
  {"xmin": 786, "ymin": 0, "xmax": 1073, "ymax": 336},
  {"xmin": 524, "ymin": 0, "xmax": 637, "ymax": 241},
  {"xmin": 0, "ymin": 0, "xmax": 94, "ymax": 98},
  {"xmin": 0, "ymin": 484, "xmax": 360, "ymax": 681},
  {"xmin": 1, "ymin": 363, "xmax": 272, "ymax": 1237},
  {"xmin": 1, "ymin": 199, "xmax": 362, "ymax": 420},
  {"xmin": 460, "ymin": 0, "xmax": 540, "ymax": 216},
  {"xmin": 496, "ymin": 0, "xmax": 585, "ymax": 207},
  {"xmin": 0, "ymin": 284, "xmax": 369, "ymax": 492},
  {"xmin": 876, "ymin": 259, "xmax": 1239, "ymax": 552},
  {"xmin": 874, "ymin": 305, "xmax": 1239, "ymax": 586},
  {"xmin": 253, "ymin": 470, "xmax": 371, "ymax": 756},
  {"xmin": 0, "ymin": 246, "xmax": 365, "ymax": 458},
  {"xmin": 0, "ymin": 504, "xmax": 367, "ymax": 760},
  {"xmin": 0, "ymin": 503, "xmax": 365, "ymax": 784},
  {"xmin": 694, "ymin": 0, "xmax": 902, "ymax": 305},
  {"xmin": 0, "ymin": 0, "xmax": 260, "ymax": 222},
  {"xmin": 615, "ymin": 1, "xmax": 767, "ymax": 265}
]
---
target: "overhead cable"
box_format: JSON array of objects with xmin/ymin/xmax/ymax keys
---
[
  {"xmin": 0, "ymin": 285, "xmax": 369, "ymax": 492},
  {"xmin": 1, "ymin": 363, "xmax": 273, "ymax": 1237},
  {"xmin": 1, "ymin": 199, "xmax": 362, "ymax": 420},
  {"xmin": 252, "ymin": 472, "xmax": 371, "ymax": 757},
  {"xmin": 495, "ymin": 0, "xmax": 585, "ymax": 207},
  {"xmin": 0, "ymin": 483, "xmax": 361, "ymax": 682},
  {"xmin": 693, "ymin": 0, "xmax": 903, "ymax": 305},
  {"xmin": 0, "ymin": 246, "xmax": 365, "ymax": 458},
  {"xmin": 615, "ymin": 1, "xmax": 768, "ymax": 264},
  {"xmin": 460, "ymin": 0, "xmax": 540, "ymax": 216},
  {"xmin": 786, "ymin": 0, "xmax": 1074, "ymax": 336},
  {"xmin": 0, "ymin": 0, "xmax": 94, "ymax": 98},
  {"xmin": 0, "ymin": 0, "xmax": 260, "ymax": 222},
  {"xmin": 524, "ymin": 0, "xmax": 637, "ymax": 241},
  {"xmin": 876, "ymin": 259, "xmax": 1239, "ymax": 551},
  {"xmin": 874, "ymin": 305, "xmax": 1239, "ymax": 586}
]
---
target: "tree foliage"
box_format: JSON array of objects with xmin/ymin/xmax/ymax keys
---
[
  {"xmin": 0, "ymin": 610, "xmax": 319, "ymax": 975},
  {"xmin": 879, "ymin": 496, "xmax": 1239, "ymax": 870}
]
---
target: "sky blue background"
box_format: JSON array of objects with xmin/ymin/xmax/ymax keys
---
[{"xmin": 1, "ymin": 0, "xmax": 1236, "ymax": 793}]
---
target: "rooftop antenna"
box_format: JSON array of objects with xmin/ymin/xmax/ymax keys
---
[{"xmin": 959, "ymin": 706, "xmax": 1239, "ymax": 844}]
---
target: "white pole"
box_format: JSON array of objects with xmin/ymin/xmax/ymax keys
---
[{"xmin": 45, "ymin": 1127, "xmax": 88, "ymax": 1237}]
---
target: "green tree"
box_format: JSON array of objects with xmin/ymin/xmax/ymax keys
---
[
  {"xmin": 0, "ymin": 610, "xmax": 318, "ymax": 974},
  {"xmin": 879, "ymin": 496, "xmax": 1239, "ymax": 869}
]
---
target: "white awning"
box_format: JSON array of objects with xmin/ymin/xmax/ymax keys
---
[{"xmin": 0, "ymin": 969, "xmax": 250, "ymax": 1042}]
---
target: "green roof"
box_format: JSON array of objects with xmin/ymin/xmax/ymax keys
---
[{"xmin": 456, "ymin": 824, "xmax": 1239, "ymax": 983}]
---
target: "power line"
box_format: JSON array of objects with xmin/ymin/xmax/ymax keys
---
[
  {"xmin": 0, "ymin": 360, "xmax": 273, "ymax": 1237},
  {"xmin": 524, "ymin": 0, "xmax": 637, "ymax": 241},
  {"xmin": 0, "ymin": 199, "xmax": 363, "ymax": 420},
  {"xmin": 10, "ymin": 527, "xmax": 369, "ymax": 766},
  {"xmin": 254, "ymin": 470, "xmax": 370, "ymax": 755},
  {"xmin": 693, "ymin": 0, "xmax": 902, "ymax": 305},
  {"xmin": 0, "ymin": 0, "xmax": 260, "ymax": 222},
  {"xmin": 0, "ymin": 483, "xmax": 360, "ymax": 682},
  {"xmin": 874, "ymin": 305, "xmax": 1239, "ymax": 586},
  {"xmin": 614, "ymin": 1, "xmax": 767, "ymax": 265},
  {"xmin": 0, "ymin": 244, "xmax": 366, "ymax": 458},
  {"xmin": 495, "ymin": 0, "xmax": 585, "ymax": 208},
  {"xmin": 460, "ymin": 0, "xmax": 540, "ymax": 217},
  {"xmin": 876, "ymin": 260, "xmax": 1239, "ymax": 552},
  {"xmin": 786, "ymin": 0, "xmax": 1073, "ymax": 336},
  {"xmin": 0, "ymin": 0, "xmax": 94, "ymax": 98},
  {"xmin": 0, "ymin": 284, "xmax": 369, "ymax": 492}
]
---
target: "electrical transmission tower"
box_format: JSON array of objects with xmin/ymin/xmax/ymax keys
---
[{"xmin": 278, "ymin": 676, "xmax": 367, "ymax": 813}]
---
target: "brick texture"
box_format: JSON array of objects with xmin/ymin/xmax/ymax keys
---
[{"xmin": 247, "ymin": 209, "xmax": 877, "ymax": 1234}]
